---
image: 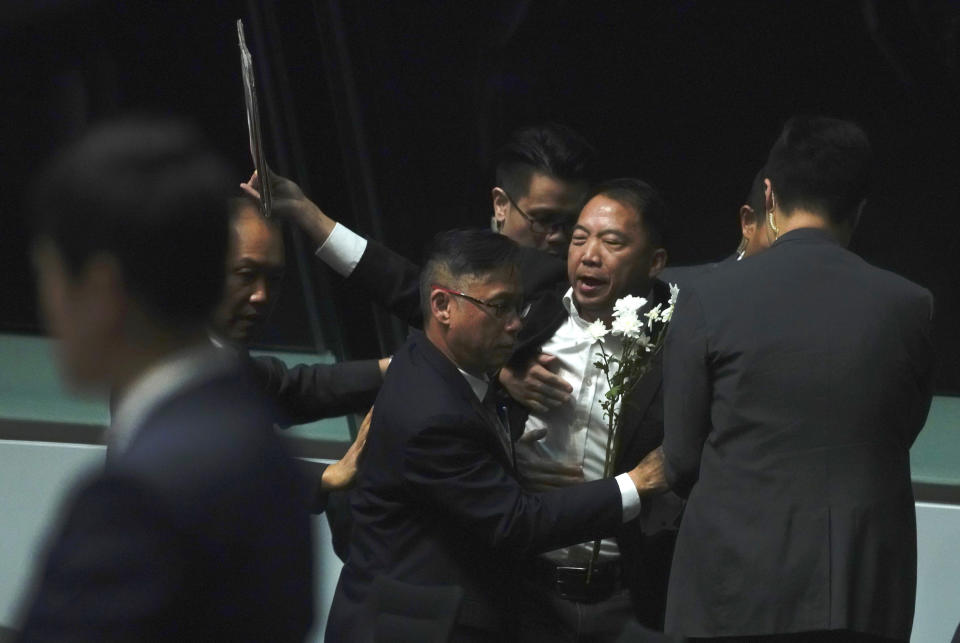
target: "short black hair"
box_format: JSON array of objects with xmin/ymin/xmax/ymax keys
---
[
  {"xmin": 588, "ymin": 177, "xmax": 668, "ymax": 248},
  {"xmin": 765, "ymin": 116, "xmax": 872, "ymax": 225},
  {"xmin": 30, "ymin": 117, "xmax": 234, "ymax": 328},
  {"xmin": 419, "ymin": 229, "xmax": 521, "ymax": 320},
  {"xmin": 494, "ymin": 122, "xmax": 598, "ymax": 198}
]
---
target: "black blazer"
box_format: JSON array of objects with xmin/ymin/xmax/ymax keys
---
[
  {"xmin": 246, "ymin": 353, "xmax": 381, "ymax": 426},
  {"xmin": 325, "ymin": 332, "xmax": 625, "ymax": 641},
  {"xmin": 662, "ymin": 227, "xmax": 935, "ymax": 639},
  {"xmin": 343, "ymin": 236, "xmax": 681, "ymax": 625},
  {"xmin": 243, "ymin": 352, "xmax": 382, "ymax": 514},
  {"xmin": 659, "ymin": 254, "xmax": 737, "ymax": 292},
  {"xmin": 17, "ymin": 368, "xmax": 314, "ymax": 642}
]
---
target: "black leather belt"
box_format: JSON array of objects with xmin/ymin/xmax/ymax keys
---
[{"xmin": 528, "ymin": 557, "xmax": 622, "ymax": 603}]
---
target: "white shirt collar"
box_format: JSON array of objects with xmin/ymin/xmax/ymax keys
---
[
  {"xmin": 108, "ymin": 343, "xmax": 234, "ymax": 456},
  {"xmin": 457, "ymin": 368, "xmax": 489, "ymax": 402}
]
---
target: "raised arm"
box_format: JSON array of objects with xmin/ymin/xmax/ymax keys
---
[{"xmin": 242, "ymin": 170, "xmax": 426, "ymax": 327}]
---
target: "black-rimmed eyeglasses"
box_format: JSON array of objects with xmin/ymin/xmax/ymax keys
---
[
  {"xmin": 432, "ymin": 285, "xmax": 531, "ymax": 320},
  {"xmin": 502, "ymin": 190, "xmax": 576, "ymax": 236}
]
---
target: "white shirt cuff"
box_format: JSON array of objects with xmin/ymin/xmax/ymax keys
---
[
  {"xmin": 615, "ymin": 472, "xmax": 642, "ymax": 522},
  {"xmin": 315, "ymin": 222, "xmax": 367, "ymax": 277}
]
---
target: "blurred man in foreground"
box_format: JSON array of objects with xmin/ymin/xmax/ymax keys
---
[{"xmin": 18, "ymin": 119, "xmax": 313, "ymax": 641}]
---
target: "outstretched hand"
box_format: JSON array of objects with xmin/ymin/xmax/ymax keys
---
[
  {"xmin": 321, "ymin": 406, "xmax": 373, "ymax": 491},
  {"xmin": 499, "ymin": 353, "xmax": 573, "ymax": 414}
]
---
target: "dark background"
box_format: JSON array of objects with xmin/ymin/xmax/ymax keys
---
[{"xmin": 2, "ymin": 1, "xmax": 958, "ymax": 393}]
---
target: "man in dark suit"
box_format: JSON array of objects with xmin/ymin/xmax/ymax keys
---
[
  {"xmin": 325, "ymin": 229, "xmax": 667, "ymax": 642},
  {"xmin": 636, "ymin": 116, "xmax": 935, "ymax": 641},
  {"xmin": 274, "ymin": 173, "xmax": 684, "ymax": 637},
  {"xmin": 17, "ymin": 119, "xmax": 314, "ymax": 641},
  {"xmin": 212, "ymin": 194, "xmax": 385, "ymax": 513},
  {"xmin": 214, "ymin": 194, "xmax": 386, "ymax": 427}
]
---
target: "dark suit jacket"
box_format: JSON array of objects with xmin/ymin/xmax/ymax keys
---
[
  {"xmin": 243, "ymin": 351, "xmax": 381, "ymax": 514},
  {"xmin": 659, "ymin": 254, "xmax": 737, "ymax": 292},
  {"xmin": 662, "ymin": 227, "xmax": 935, "ymax": 639},
  {"xmin": 340, "ymin": 235, "xmax": 681, "ymax": 625},
  {"xmin": 246, "ymin": 353, "xmax": 381, "ymax": 426},
  {"xmin": 503, "ymin": 278, "xmax": 684, "ymax": 627},
  {"xmin": 325, "ymin": 332, "xmax": 625, "ymax": 641},
  {"xmin": 17, "ymin": 367, "xmax": 314, "ymax": 642}
]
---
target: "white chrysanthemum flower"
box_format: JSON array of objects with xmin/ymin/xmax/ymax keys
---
[
  {"xmin": 644, "ymin": 303, "xmax": 663, "ymax": 325},
  {"xmin": 587, "ymin": 319, "xmax": 609, "ymax": 341},
  {"xmin": 613, "ymin": 295, "xmax": 647, "ymax": 320},
  {"xmin": 669, "ymin": 283, "xmax": 680, "ymax": 306},
  {"xmin": 611, "ymin": 313, "xmax": 643, "ymax": 338},
  {"xmin": 660, "ymin": 305, "xmax": 674, "ymax": 323}
]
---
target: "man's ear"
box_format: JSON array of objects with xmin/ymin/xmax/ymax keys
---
[
  {"xmin": 82, "ymin": 254, "xmax": 127, "ymax": 336},
  {"xmin": 740, "ymin": 204, "xmax": 758, "ymax": 240},
  {"xmin": 430, "ymin": 288, "xmax": 453, "ymax": 327},
  {"xmin": 763, "ymin": 178, "xmax": 775, "ymax": 215},
  {"xmin": 648, "ymin": 248, "xmax": 668, "ymax": 279},
  {"xmin": 491, "ymin": 187, "xmax": 509, "ymax": 231}
]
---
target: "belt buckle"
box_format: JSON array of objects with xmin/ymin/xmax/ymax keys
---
[{"xmin": 553, "ymin": 563, "xmax": 619, "ymax": 603}]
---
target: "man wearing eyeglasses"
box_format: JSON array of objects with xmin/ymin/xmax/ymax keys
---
[
  {"xmin": 325, "ymin": 229, "xmax": 666, "ymax": 642},
  {"xmin": 250, "ymin": 168, "xmax": 684, "ymax": 639},
  {"xmin": 490, "ymin": 123, "xmax": 596, "ymax": 257},
  {"xmin": 240, "ymin": 123, "xmax": 595, "ymax": 317}
]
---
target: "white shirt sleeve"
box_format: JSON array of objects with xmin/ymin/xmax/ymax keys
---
[
  {"xmin": 314, "ymin": 222, "xmax": 368, "ymax": 277},
  {"xmin": 615, "ymin": 472, "xmax": 642, "ymax": 522}
]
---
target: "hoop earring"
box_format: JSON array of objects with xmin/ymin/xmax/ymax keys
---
[
  {"xmin": 736, "ymin": 237, "xmax": 747, "ymax": 260},
  {"xmin": 768, "ymin": 210, "xmax": 780, "ymax": 238}
]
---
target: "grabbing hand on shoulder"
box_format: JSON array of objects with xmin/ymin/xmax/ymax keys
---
[
  {"xmin": 241, "ymin": 169, "xmax": 338, "ymax": 245},
  {"xmin": 321, "ymin": 406, "xmax": 373, "ymax": 491},
  {"xmin": 499, "ymin": 353, "xmax": 573, "ymax": 414}
]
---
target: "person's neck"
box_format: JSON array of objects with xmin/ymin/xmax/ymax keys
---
[
  {"xmin": 424, "ymin": 324, "xmax": 486, "ymax": 379},
  {"xmin": 111, "ymin": 327, "xmax": 210, "ymax": 403},
  {"xmin": 776, "ymin": 209, "xmax": 846, "ymax": 241}
]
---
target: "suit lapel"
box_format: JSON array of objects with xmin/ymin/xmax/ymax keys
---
[{"xmin": 413, "ymin": 333, "xmax": 515, "ymax": 469}]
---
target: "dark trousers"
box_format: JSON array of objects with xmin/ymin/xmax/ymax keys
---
[{"xmin": 516, "ymin": 581, "xmax": 635, "ymax": 643}]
